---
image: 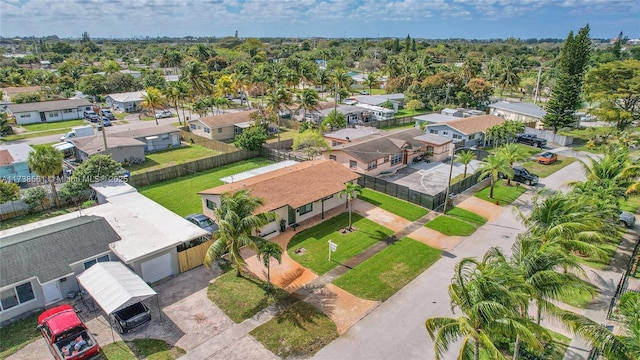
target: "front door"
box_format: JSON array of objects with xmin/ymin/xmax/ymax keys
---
[
  {"xmin": 42, "ymin": 281, "xmax": 62, "ymax": 305},
  {"xmin": 288, "ymin": 206, "xmax": 296, "ymax": 225},
  {"xmin": 39, "ymin": 112, "xmax": 46, "ymax": 122},
  {"xmin": 402, "ymin": 151, "xmax": 408, "ymax": 164}
]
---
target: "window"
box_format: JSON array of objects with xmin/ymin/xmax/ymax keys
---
[
  {"xmin": 204, "ymin": 128, "xmax": 210, "ymax": 133},
  {"xmin": 297, "ymin": 203, "xmax": 313, "ymax": 215},
  {"xmin": 429, "ymin": 129, "xmax": 437, "ymax": 134},
  {"xmin": 329, "ymin": 155, "xmax": 336, "ymax": 161},
  {"xmin": 63, "ymin": 109, "xmax": 74, "ymax": 113},
  {"xmin": 391, "ymin": 153, "xmax": 402, "ymax": 165},
  {"xmin": 160, "ymin": 134, "xmax": 169, "ymax": 140},
  {"xmin": 443, "ymin": 131, "xmax": 449, "ymax": 136},
  {"xmin": 83, "ymin": 254, "xmax": 110, "ymax": 270},
  {"xmin": 20, "ymin": 114, "xmax": 31, "ymax": 118},
  {"xmin": 48, "ymin": 112, "xmax": 59, "ymax": 117},
  {"xmin": 349, "ymin": 160, "xmax": 357, "ymax": 169},
  {"xmin": 427, "ymin": 146, "xmax": 434, "ymax": 153},
  {"xmin": 367, "ymin": 160, "xmax": 377, "ymax": 170},
  {"xmin": 0, "ymin": 282, "xmax": 35, "ymax": 311},
  {"xmin": 206, "ymin": 199, "xmax": 216, "ymax": 210},
  {"xmin": 383, "ymin": 156, "xmax": 390, "ymax": 163},
  {"xmin": 453, "ymin": 134, "xmax": 462, "ymax": 140},
  {"xmin": 218, "ymin": 128, "xmax": 223, "ymax": 133},
  {"xmin": 190, "ymin": 124, "xmax": 196, "ymax": 130},
  {"xmin": 468, "ymin": 134, "xmax": 476, "ymax": 140}
]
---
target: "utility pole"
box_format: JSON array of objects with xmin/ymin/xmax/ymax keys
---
[{"xmin": 533, "ymin": 66, "xmax": 543, "ymax": 104}]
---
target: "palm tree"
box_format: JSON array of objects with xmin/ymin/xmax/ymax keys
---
[
  {"xmin": 296, "ymin": 88, "xmax": 320, "ymax": 121},
  {"xmin": 497, "ymin": 57, "xmax": 521, "ymax": 97},
  {"xmin": 265, "ymin": 86, "xmax": 292, "ymax": 150},
  {"xmin": 497, "ymin": 144, "xmax": 527, "ymax": 185},
  {"xmin": 457, "ymin": 150, "xmax": 476, "ymax": 178},
  {"xmin": 579, "ymin": 146, "xmax": 640, "ymax": 195},
  {"xmin": 27, "ymin": 146, "xmax": 63, "ymax": 207},
  {"xmin": 181, "ymin": 59, "xmax": 211, "ymax": 101},
  {"xmin": 362, "ymin": 73, "xmax": 378, "ymax": 94},
  {"xmin": 141, "ymin": 87, "xmax": 165, "ymax": 125},
  {"xmin": 258, "ymin": 241, "xmax": 283, "ymax": 292},
  {"xmin": 425, "ymin": 249, "xmax": 544, "ymax": 360},
  {"xmin": 477, "ymin": 154, "xmax": 512, "ymax": 199},
  {"xmin": 204, "ymin": 189, "xmax": 276, "ymax": 277},
  {"xmin": 339, "ymin": 182, "xmax": 362, "ymax": 231},
  {"xmin": 316, "ymin": 69, "xmax": 330, "ymax": 95},
  {"xmin": 163, "ymin": 82, "xmax": 182, "ymax": 125}
]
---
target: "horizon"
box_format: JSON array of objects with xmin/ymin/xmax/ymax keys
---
[{"xmin": 1, "ymin": 0, "xmax": 639, "ymax": 41}]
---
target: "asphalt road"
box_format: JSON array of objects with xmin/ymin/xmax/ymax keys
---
[{"xmin": 313, "ymin": 159, "xmax": 588, "ymax": 360}]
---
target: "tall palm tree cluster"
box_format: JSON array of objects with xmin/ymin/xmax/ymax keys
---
[{"xmin": 427, "ymin": 145, "xmax": 639, "ymax": 360}]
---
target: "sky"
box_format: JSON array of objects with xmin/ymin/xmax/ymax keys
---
[{"xmin": 1, "ymin": 0, "xmax": 639, "ymax": 40}]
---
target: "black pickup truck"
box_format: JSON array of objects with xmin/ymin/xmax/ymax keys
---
[
  {"xmin": 515, "ymin": 133, "xmax": 547, "ymax": 148},
  {"xmin": 109, "ymin": 302, "xmax": 151, "ymax": 334}
]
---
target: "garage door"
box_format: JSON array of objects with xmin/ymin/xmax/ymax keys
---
[{"xmin": 140, "ymin": 253, "xmax": 173, "ymax": 283}]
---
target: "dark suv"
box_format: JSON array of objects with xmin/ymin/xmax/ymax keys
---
[
  {"xmin": 84, "ymin": 110, "xmax": 99, "ymax": 122},
  {"xmin": 110, "ymin": 302, "xmax": 151, "ymax": 333},
  {"xmin": 500, "ymin": 166, "xmax": 539, "ymax": 185}
]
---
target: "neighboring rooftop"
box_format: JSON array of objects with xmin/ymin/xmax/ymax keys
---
[
  {"xmin": 0, "ymin": 143, "xmax": 33, "ymax": 164},
  {"xmin": 110, "ymin": 125, "xmax": 179, "ymax": 139},
  {"xmin": 192, "ymin": 110, "xmax": 253, "ymax": 128},
  {"xmin": 335, "ymin": 128, "xmax": 426, "ymax": 163},
  {"xmin": 219, "ymin": 160, "xmax": 299, "ymax": 183},
  {"xmin": 351, "ymin": 93, "xmax": 405, "ymax": 105},
  {"xmin": 200, "ymin": 160, "xmax": 360, "ymax": 212},
  {"xmin": 106, "ymin": 90, "xmax": 146, "ymax": 103},
  {"xmin": 414, "ymin": 133, "xmax": 454, "ymax": 146},
  {"xmin": 427, "ymin": 115, "xmax": 506, "ymax": 135},
  {"xmin": 6, "ymin": 99, "xmax": 92, "ymax": 113},
  {"xmin": 70, "ymin": 136, "xmax": 145, "ymax": 155},
  {"xmin": 489, "ymin": 101, "xmax": 546, "ymax": 118},
  {"xmin": 324, "ymin": 126, "xmax": 382, "ymax": 142},
  {"xmin": 414, "ymin": 113, "xmax": 457, "ymax": 124}
]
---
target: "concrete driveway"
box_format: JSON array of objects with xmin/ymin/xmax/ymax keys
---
[{"xmin": 385, "ymin": 160, "xmax": 483, "ymax": 196}]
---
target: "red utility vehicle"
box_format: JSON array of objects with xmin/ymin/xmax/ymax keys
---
[{"xmin": 37, "ymin": 305, "xmax": 100, "ymax": 360}]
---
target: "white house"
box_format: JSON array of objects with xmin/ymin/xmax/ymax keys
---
[
  {"xmin": 106, "ymin": 91, "xmax": 146, "ymax": 112},
  {"xmin": 7, "ymin": 99, "xmax": 93, "ymax": 125},
  {"xmin": 488, "ymin": 101, "xmax": 546, "ymax": 126},
  {"xmin": 425, "ymin": 115, "xmax": 506, "ymax": 147}
]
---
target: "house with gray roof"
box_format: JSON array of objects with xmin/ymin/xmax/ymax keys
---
[
  {"xmin": 0, "ymin": 216, "xmax": 120, "ymax": 323},
  {"xmin": 488, "ymin": 101, "xmax": 546, "ymax": 125},
  {"xmin": 322, "ymin": 128, "xmax": 452, "ymax": 176},
  {"xmin": 70, "ymin": 135, "xmax": 146, "ymax": 163},
  {"xmin": 348, "ymin": 93, "xmax": 405, "ymax": 112},
  {"xmin": 110, "ymin": 125, "xmax": 181, "ymax": 152},
  {"xmin": 105, "ymin": 90, "xmax": 146, "ymax": 112},
  {"xmin": 7, "ymin": 99, "xmax": 93, "ymax": 125}
]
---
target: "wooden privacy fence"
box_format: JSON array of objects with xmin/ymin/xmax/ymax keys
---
[
  {"xmin": 178, "ymin": 240, "xmax": 213, "ymax": 273},
  {"xmin": 179, "ymin": 130, "xmax": 238, "ymax": 153}
]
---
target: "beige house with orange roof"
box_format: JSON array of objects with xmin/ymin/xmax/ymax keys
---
[
  {"xmin": 424, "ymin": 114, "xmax": 505, "ymax": 147},
  {"xmin": 198, "ymin": 160, "xmax": 360, "ymax": 236},
  {"xmin": 187, "ymin": 111, "xmax": 254, "ymax": 140}
]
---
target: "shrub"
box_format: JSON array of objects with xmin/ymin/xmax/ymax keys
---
[{"xmin": 23, "ymin": 187, "xmax": 48, "ymax": 212}]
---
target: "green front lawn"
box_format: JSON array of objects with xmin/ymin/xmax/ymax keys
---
[
  {"xmin": 425, "ymin": 215, "xmax": 478, "ymax": 236},
  {"xmin": 620, "ymin": 195, "xmax": 640, "ymax": 213},
  {"xmin": 488, "ymin": 144, "xmax": 541, "ymax": 158},
  {"xmin": 21, "ymin": 119, "xmax": 87, "ymax": 132},
  {"xmin": 579, "ymin": 241, "xmax": 619, "ymax": 270},
  {"xmin": 101, "ymin": 339, "xmax": 185, "ymax": 360},
  {"xmin": 0, "ymin": 313, "xmax": 40, "ymax": 358},
  {"xmin": 288, "ymin": 213, "xmax": 393, "ymax": 275},
  {"xmin": 380, "ymin": 122, "xmax": 416, "ymax": 130},
  {"xmin": 446, "ymin": 207, "xmax": 487, "ymax": 227},
  {"xmin": 474, "ymin": 179, "xmax": 526, "ymax": 205},
  {"xmin": 333, "ymin": 237, "xmax": 441, "ymax": 300},
  {"xmin": 207, "ymin": 271, "xmax": 290, "ymax": 323},
  {"xmin": 559, "ymin": 126, "xmax": 616, "ymax": 152},
  {"xmin": 359, "ymin": 188, "xmax": 429, "ymax": 221},
  {"xmin": 125, "ymin": 145, "xmax": 219, "ymax": 174},
  {"xmin": 520, "ymin": 156, "xmax": 576, "ymax": 178},
  {"xmin": 2, "ymin": 128, "xmax": 71, "ymax": 141},
  {"xmin": 250, "ymin": 301, "xmax": 339, "ymax": 359},
  {"xmin": 138, "ymin": 157, "xmax": 273, "ymax": 217}
]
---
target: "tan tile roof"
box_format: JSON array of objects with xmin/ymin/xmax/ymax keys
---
[
  {"xmin": 0, "ymin": 150, "xmax": 14, "ymax": 165},
  {"xmin": 192, "ymin": 110, "xmax": 254, "ymax": 128},
  {"xmin": 70, "ymin": 136, "xmax": 146, "ymax": 155},
  {"xmin": 2, "ymin": 86, "xmax": 41, "ymax": 95},
  {"xmin": 430, "ymin": 114, "xmax": 505, "ymax": 135},
  {"xmin": 199, "ymin": 160, "xmax": 360, "ymax": 212}
]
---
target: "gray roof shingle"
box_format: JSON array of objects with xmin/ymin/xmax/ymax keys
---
[
  {"xmin": 7, "ymin": 99, "xmax": 92, "ymax": 113},
  {"xmin": 341, "ymin": 128, "xmax": 425, "ymax": 163},
  {"xmin": 0, "ymin": 216, "xmax": 121, "ymax": 287}
]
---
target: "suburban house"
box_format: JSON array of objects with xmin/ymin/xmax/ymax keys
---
[
  {"xmin": 7, "ymin": 99, "xmax": 93, "ymax": 125},
  {"xmin": 70, "ymin": 135, "xmax": 146, "ymax": 163},
  {"xmin": 488, "ymin": 101, "xmax": 546, "ymax": 127},
  {"xmin": 415, "ymin": 108, "xmax": 486, "ymax": 128},
  {"xmin": 110, "ymin": 125, "xmax": 181, "ymax": 152},
  {"xmin": 1, "ymin": 86, "xmax": 41, "ymax": 102},
  {"xmin": 0, "ymin": 143, "xmax": 34, "ymax": 183},
  {"xmin": 97, "ymin": 69, "xmax": 141, "ymax": 79},
  {"xmin": 322, "ymin": 128, "xmax": 452, "ymax": 176},
  {"xmin": 323, "ymin": 126, "xmax": 381, "ymax": 146},
  {"xmin": 425, "ymin": 114, "xmax": 506, "ymax": 147},
  {"xmin": 105, "ymin": 90, "xmax": 146, "ymax": 112},
  {"xmin": 0, "ymin": 181, "xmax": 209, "ymax": 324},
  {"xmin": 302, "ymin": 103, "xmax": 372, "ymax": 126},
  {"xmin": 349, "ymin": 93, "xmax": 405, "ymax": 112},
  {"xmin": 188, "ymin": 110, "xmax": 253, "ymax": 140},
  {"xmin": 199, "ymin": 160, "xmax": 360, "ymax": 235},
  {"xmin": 441, "ymin": 108, "xmax": 486, "ymax": 118}
]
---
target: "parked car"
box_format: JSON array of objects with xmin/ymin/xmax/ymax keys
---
[
  {"xmin": 38, "ymin": 305, "xmax": 100, "ymax": 360},
  {"xmin": 109, "ymin": 302, "xmax": 151, "ymax": 334},
  {"xmin": 185, "ymin": 213, "xmax": 219, "ymax": 234},
  {"xmin": 97, "ymin": 117, "xmax": 111, "ymax": 130},
  {"xmin": 100, "ymin": 109, "xmax": 115, "ymax": 120},
  {"xmin": 619, "ymin": 211, "xmax": 636, "ymax": 228},
  {"xmin": 515, "ymin": 133, "xmax": 547, "ymax": 148},
  {"xmin": 155, "ymin": 110, "xmax": 172, "ymax": 119},
  {"xmin": 537, "ymin": 152, "xmax": 558, "ymax": 165},
  {"xmin": 359, "ymin": 90, "xmax": 369, "ymax": 95},
  {"xmin": 84, "ymin": 110, "xmax": 99, "ymax": 122},
  {"xmin": 500, "ymin": 166, "xmax": 539, "ymax": 185}
]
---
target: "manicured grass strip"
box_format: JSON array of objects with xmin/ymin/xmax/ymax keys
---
[
  {"xmin": 520, "ymin": 156, "xmax": 576, "ymax": 178},
  {"xmin": 138, "ymin": 157, "xmax": 273, "ymax": 217},
  {"xmin": 474, "ymin": 179, "xmax": 526, "ymax": 205},
  {"xmin": 425, "ymin": 215, "xmax": 478, "ymax": 236},
  {"xmin": 126, "ymin": 144, "xmax": 219, "ymax": 174},
  {"xmin": 557, "ymin": 282, "xmax": 598, "ymax": 309},
  {"xmin": 101, "ymin": 339, "xmax": 185, "ymax": 360},
  {"xmin": 250, "ymin": 301, "xmax": 339, "ymax": 359},
  {"xmin": 100, "ymin": 341, "xmax": 137, "ymax": 359},
  {"xmin": 621, "ymin": 195, "xmax": 640, "ymax": 213},
  {"xmin": 288, "ymin": 213, "xmax": 393, "ymax": 275},
  {"xmin": 578, "ymin": 241, "xmax": 619, "ymax": 270},
  {"xmin": 207, "ymin": 271, "xmax": 290, "ymax": 323},
  {"xmin": 0, "ymin": 208, "xmax": 76, "ymax": 230},
  {"xmin": 333, "ymin": 237, "xmax": 441, "ymax": 301},
  {"xmin": 2, "ymin": 128, "xmax": 70, "ymax": 141},
  {"xmin": 359, "ymin": 188, "xmax": 429, "ymax": 221},
  {"xmin": 446, "ymin": 207, "xmax": 487, "ymax": 227},
  {"xmin": 0, "ymin": 313, "xmax": 40, "ymax": 358}
]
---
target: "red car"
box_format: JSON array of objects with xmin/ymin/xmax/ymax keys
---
[{"xmin": 537, "ymin": 152, "xmax": 558, "ymax": 165}]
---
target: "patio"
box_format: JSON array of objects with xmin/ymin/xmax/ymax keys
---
[{"xmin": 380, "ymin": 160, "xmax": 483, "ymax": 196}]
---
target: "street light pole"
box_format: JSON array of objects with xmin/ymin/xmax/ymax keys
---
[{"xmin": 442, "ymin": 145, "xmax": 476, "ymax": 214}]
